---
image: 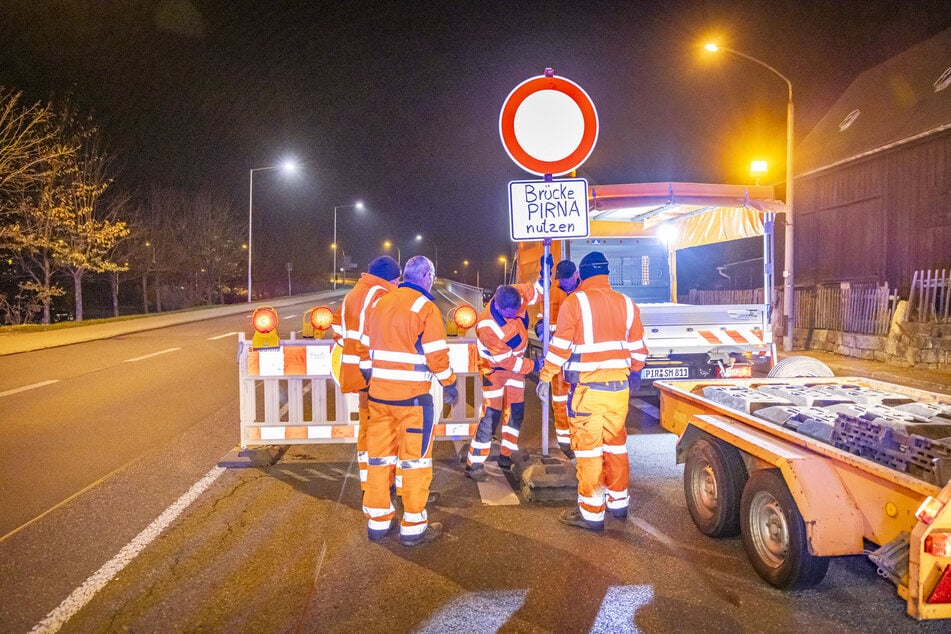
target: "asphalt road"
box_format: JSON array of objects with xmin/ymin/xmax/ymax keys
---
[{"xmin": 1, "ymin": 286, "xmax": 949, "ymax": 632}]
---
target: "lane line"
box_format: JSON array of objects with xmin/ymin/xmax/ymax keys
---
[
  {"xmin": 122, "ymin": 347, "xmax": 181, "ymax": 363},
  {"xmin": 30, "ymin": 466, "xmax": 226, "ymax": 634},
  {"xmin": 208, "ymin": 332, "xmax": 239, "ymax": 340},
  {"xmin": 0, "ymin": 379, "xmax": 60, "ymax": 398}
]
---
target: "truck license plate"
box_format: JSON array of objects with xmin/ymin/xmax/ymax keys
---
[{"xmin": 642, "ymin": 367, "xmax": 689, "ymax": 380}]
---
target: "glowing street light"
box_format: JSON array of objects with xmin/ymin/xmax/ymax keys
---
[
  {"xmin": 499, "ymin": 255, "xmax": 508, "ymax": 284},
  {"xmin": 705, "ymin": 42, "xmax": 795, "ymax": 351},
  {"xmin": 248, "ymin": 159, "xmax": 297, "ymax": 302},
  {"xmin": 333, "ymin": 201, "xmax": 364, "ymax": 290},
  {"xmin": 415, "ymin": 234, "xmax": 439, "ymax": 274},
  {"xmin": 383, "ymin": 240, "xmax": 401, "ymax": 265}
]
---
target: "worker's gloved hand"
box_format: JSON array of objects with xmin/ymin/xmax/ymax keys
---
[
  {"xmin": 443, "ymin": 383, "xmax": 459, "ymax": 405},
  {"xmin": 360, "ymin": 368, "xmax": 372, "ymax": 384},
  {"xmin": 533, "ymin": 356, "xmax": 544, "ymax": 373},
  {"xmin": 628, "ymin": 371, "xmax": 641, "ymax": 392},
  {"xmin": 534, "ymin": 321, "xmax": 545, "ymax": 338},
  {"xmin": 539, "ymin": 253, "xmax": 554, "ymax": 277},
  {"xmin": 536, "ymin": 380, "xmax": 550, "ymax": 401}
]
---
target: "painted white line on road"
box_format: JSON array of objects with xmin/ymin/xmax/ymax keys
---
[
  {"xmin": 123, "ymin": 347, "xmax": 181, "ymax": 363},
  {"xmin": 451, "ymin": 441, "xmax": 521, "ymax": 505},
  {"xmin": 284, "ymin": 313, "xmax": 298, "ymax": 319},
  {"xmin": 0, "ymin": 379, "xmax": 60, "ymax": 398},
  {"xmin": 630, "ymin": 397, "xmax": 660, "ymax": 419},
  {"xmin": 30, "ymin": 466, "xmax": 226, "ymax": 634},
  {"xmin": 208, "ymin": 331, "xmax": 240, "ymax": 340}
]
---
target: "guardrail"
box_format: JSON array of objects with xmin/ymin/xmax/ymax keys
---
[{"xmin": 237, "ymin": 334, "xmax": 483, "ymax": 449}]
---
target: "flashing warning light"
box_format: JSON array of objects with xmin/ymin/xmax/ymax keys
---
[
  {"xmin": 454, "ymin": 305, "xmax": 478, "ymax": 330},
  {"xmin": 309, "ymin": 305, "xmax": 334, "ymax": 331},
  {"xmin": 251, "ymin": 306, "xmax": 280, "ymax": 349},
  {"xmin": 916, "ymin": 496, "xmax": 945, "ymax": 525},
  {"xmin": 925, "ymin": 532, "xmax": 951, "ymax": 558}
]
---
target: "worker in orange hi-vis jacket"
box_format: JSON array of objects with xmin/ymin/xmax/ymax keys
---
[
  {"xmin": 333, "ymin": 255, "xmax": 401, "ymax": 491},
  {"xmin": 537, "ymin": 251, "xmax": 648, "ymax": 532},
  {"xmin": 359, "ymin": 255, "xmax": 458, "ymax": 546},
  {"xmin": 533, "ymin": 258, "xmax": 581, "ymax": 459},
  {"xmin": 465, "ymin": 261, "xmax": 545, "ymax": 481}
]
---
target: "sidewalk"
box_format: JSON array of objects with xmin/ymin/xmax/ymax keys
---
[{"xmin": 778, "ymin": 349, "xmax": 951, "ymax": 396}]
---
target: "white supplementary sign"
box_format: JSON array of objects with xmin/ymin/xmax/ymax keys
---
[{"xmin": 508, "ymin": 178, "xmax": 589, "ymax": 241}]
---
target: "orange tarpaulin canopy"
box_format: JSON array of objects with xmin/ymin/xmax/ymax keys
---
[{"xmin": 517, "ymin": 181, "xmax": 786, "ymax": 282}]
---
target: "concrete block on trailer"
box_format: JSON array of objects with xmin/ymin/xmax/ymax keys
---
[
  {"xmin": 702, "ymin": 385, "xmax": 791, "ymax": 414},
  {"xmin": 827, "ymin": 403, "xmax": 951, "ymax": 441},
  {"xmin": 817, "ymin": 384, "xmax": 914, "ymax": 407},
  {"xmin": 893, "ymin": 402, "xmax": 951, "ymax": 423},
  {"xmin": 755, "ymin": 405, "xmax": 838, "ymax": 433},
  {"xmin": 756, "ymin": 383, "xmax": 855, "ymax": 407}
]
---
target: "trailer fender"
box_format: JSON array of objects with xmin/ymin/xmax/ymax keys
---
[{"xmin": 683, "ymin": 415, "xmax": 865, "ymax": 556}]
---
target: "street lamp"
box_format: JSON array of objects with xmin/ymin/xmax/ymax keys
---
[
  {"xmin": 383, "ymin": 240, "xmax": 401, "ymax": 265},
  {"xmin": 333, "ymin": 201, "xmax": 364, "ymax": 290},
  {"xmin": 499, "ymin": 255, "xmax": 508, "ymax": 285},
  {"xmin": 705, "ymin": 42, "xmax": 795, "ymax": 351},
  {"xmin": 248, "ymin": 160, "xmax": 297, "ymax": 302},
  {"xmin": 415, "ymin": 234, "xmax": 438, "ymax": 274}
]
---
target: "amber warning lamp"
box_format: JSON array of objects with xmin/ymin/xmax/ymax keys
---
[
  {"xmin": 251, "ymin": 306, "xmax": 280, "ymax": 349},
  {"xmin": 309, "ymin": 305, "xmax": 334, "ymax": 333},
  {"xmin": 446, "ymin": 304, "xmax": 478, "ymax": 336}
]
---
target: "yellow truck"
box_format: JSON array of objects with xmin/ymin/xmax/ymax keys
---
[{"xmin": 656, "ymin": 369, "xmax": 951, "ymax": 620}]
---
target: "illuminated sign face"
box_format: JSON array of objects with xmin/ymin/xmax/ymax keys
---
[{"xmin": 508, "ymin": 178, "xmax": 590, "ymax": 241}]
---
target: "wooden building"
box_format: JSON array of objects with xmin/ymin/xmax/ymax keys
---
[{"xmin": 794, "ymin": 27, "xmax": 950, "ymax": 297}]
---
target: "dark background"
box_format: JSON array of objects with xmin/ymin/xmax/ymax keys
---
[{"xmin": 2, "ymin": 0, "xmax": 949, "ymax": 290}]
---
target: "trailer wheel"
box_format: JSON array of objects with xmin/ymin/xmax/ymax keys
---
[
  {"xmin": 683, "ymin": 437, "xmax": 747, "ymax": 537},
  {"xmin": 740, "ymin": 470, "xmax": 830, "ymax": 590},
  {"xmin": 767, "ymin": 356, "xmax": 834, "ymax": 378}
]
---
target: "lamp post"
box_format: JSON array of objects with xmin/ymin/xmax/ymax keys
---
[
  {"xmin": 499, "ymin": 255, "xmax": 508, "ymax": 285},
  {"xmin": 705, "ymin": 43, "xmax": 795, "ymax": 351},
  {"xmin": 383, "ymin": 240, "xmax": 401, "ymax": 265},
  {"xmin": 414, "ymin": 234, "xmax": 438, "ymax": 274},
  {"xmin": 333, "ymin": 201, "xmax": 364, "ymax": 290},
  {"xmin": 248, "ymin": 160, "xmax": 297, "ymax": 302}
]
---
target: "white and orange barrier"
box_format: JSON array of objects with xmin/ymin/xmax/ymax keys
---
[{"xmin": 238, "ymin": 334, "xmax": 483, "ymax": 448}]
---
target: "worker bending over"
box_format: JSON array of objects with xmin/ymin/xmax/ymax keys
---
[{"xmin": 537, "ymin": 251, "xmax": 647, "ymax": 532}]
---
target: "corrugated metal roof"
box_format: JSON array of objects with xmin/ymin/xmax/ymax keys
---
[{"xmin": 796, "ymin": 27, "xmax": 951, "ymax": 177}]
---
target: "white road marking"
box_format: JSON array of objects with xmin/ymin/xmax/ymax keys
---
[
  {"xmin": 630, "ymin": 397, "xmax": 660, "ymax": 419},
  {"xmin": 123, "ymin": 347, "xmax": 181, "ymax": 363},
  {"xmin": 284, "ymin": 313, "xmax": 298, "ymax": 319},
  {"xmin": 0, "ymin": 379, "xmax": 60, "ymax": 398},
  {"xmin": 452, "ymin": 440, "xmax": 520, "ymax": 505},
  {"xmin": 30, "ymin": 466, "xmax": 226, "ymax": 634},
  {"xmin": 208, "ymin": 332, "xmax": 239, "ymax": 340}
]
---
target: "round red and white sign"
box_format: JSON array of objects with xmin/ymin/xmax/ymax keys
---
[{"xmin": 499, "ymin": 74, "xmax": 599, "ymax": 176}]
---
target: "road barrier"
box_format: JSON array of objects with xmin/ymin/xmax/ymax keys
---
[{"xmin": 238, "ymin": 334, "xmax": 483, "ymax": 448}]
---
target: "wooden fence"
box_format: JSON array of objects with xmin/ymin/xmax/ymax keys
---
[{"xmin": 907, "ymin": 269, "xmax": 950, "ymax": 323}]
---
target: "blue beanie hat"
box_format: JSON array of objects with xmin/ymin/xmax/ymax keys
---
[
  {"xmin": 555, "ymin": 260, "xmax": 577, "ymax": 280},
  {"xmin": 368, "ymin": 256, "xmax": 401, "ymax": 281},
  {"xmin": 579, "ymin": 251, "xmax": 609, "ymax": 280}
]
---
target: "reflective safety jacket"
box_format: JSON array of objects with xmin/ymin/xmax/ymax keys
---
[
  {"xmin": 539, "ymin": 275, "xmax": 647, "ymax": 385},
  {"xmin": 360, "ymin": 282, "xmax": 456, "ymax": 401},
  {"xmin": 535, "ymin": 278, "xmax": 571, "ymax": 334},
  {"xmin": 476, "ymin": 281, "xmax": 542, "ymax": 375},
  {"xmin": 335, "ymin": 272, "xmax": 397, "ymax": 394}
]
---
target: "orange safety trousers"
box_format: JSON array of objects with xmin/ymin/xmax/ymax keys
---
[
  {"xmin": 568, "ymin": 384, "xmax": 631, "ymax": 528},
  {"xmin": 356, "ymin": 391, "xmax": 400, "ymax": 493},
  {"xmin": 550, "ymin": 371, "xmax": 570, "ymax": 448},
  {"xmin": 467, "ymin": 368, "xmax": 525, "ymax": 466},
  {"xmin": 363, "ymin": 395, "xmax": 435, "ymax": 543}
]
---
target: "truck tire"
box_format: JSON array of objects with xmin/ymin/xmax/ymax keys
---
[
  {"xmin": 767, "ymin": 356, "xmax": 834, "ymax": 378},
  {"xmin": 740, "ymin": 470, "xmax": 830, "ymax": 590},
  {"xmin": 683, "ymin": 437, "xmax": 747, "ymax": 537}
]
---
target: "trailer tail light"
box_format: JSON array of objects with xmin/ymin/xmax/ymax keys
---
[
  {"xmin": 309, "ymin": 306, "xmax": 334, "ymax": 332},
  {"xmin": 928, "ymin": 565, "xmax": 951, "ymax": 604},
  {"xmin": 251, "ymin": 306, "xmax": 280, "ymax": 349},
  {"xmin": 925, "ymin": 533, "xmax": 951, "ymax": 558},
  {"xmin": 719, "ymin": 364, "xmax": 752, "ymax": 379},
  {"xmin": 916, "ymin": 496, "xmax": 945, "ymax": 525}
]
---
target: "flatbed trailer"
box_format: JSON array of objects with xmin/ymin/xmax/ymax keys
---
[{"xmin": 655, "ymin": 375, "xmax": 951, "ymax": 621}]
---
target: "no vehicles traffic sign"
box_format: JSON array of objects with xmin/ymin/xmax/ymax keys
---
[{"xmin": 499, "ymin": 72, "xmax": 599, "ymax": 176}]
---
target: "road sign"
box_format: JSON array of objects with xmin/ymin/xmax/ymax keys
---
[
  {"xmin": 499, "ymin": 72, "xmax": 598, "ymax": 176},
  {"xmin": 508, "ymin": 178, "xmax": 589, "ymax": 241}
]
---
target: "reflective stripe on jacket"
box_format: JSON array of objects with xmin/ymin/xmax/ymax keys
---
[
  {"xmin": 535, "ymin": 278, "xmax": 570, "ymax": 333},
  {"xmin": 362, "ymin": 283, "xmax": 456, "ymax": 401},
  {"xmin": 338, "ymin": 273, "xmax": 397, "ymax": 393},
  {"xmin": 539, "ymin": 275, "xmax": 647, "ymax": 384},
  {"xmin": 476, "ymin": 281, "xmax": 541, "ymax": 375}
]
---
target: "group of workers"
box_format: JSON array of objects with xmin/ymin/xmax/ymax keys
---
[{"xmin": 332, "ymin": 249, "xmax": 647, "ymax": 547}]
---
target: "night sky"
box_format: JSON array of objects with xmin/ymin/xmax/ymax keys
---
[{"xmin": 2, "ymin": 1, "xmax": 949, "ymax": 285}]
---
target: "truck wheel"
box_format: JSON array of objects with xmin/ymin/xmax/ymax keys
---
[
  {"xmin": 767, "ymin": 356, "xmax": 833, "ymax": 378},
  {"xmin": 683, "ymin": 437, "xmax": 747, "ymax": 537},
  {"xmin": 740, "ymin": 470, "xmax": 830, "ymax": 590}
]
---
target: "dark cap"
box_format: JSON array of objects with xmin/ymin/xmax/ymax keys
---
[
  {"xmin": 554, "ymin": 260, "xmax": 576, "ymax": 280},
  {"xmin": 578, "ymin": 251, "xmax": 609, "ymax": 280},
  {"xmin": 368, "ymin": 255, "xmax": 401, "ymax": 281}
]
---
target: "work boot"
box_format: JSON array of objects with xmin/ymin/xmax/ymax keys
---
[
  {"xmin": 497, "ymin": 454, "xmax": 513, "ymax": 470},
  {"xmin": 400, "ymin": 522, "xmax": 443, "ymax": 547},
  {"xmin": 559, "ymin": 508, "xmax": 604, "ymax": 533},
  {"xmin": 559, "ymin": 444, "xmax": 575, "ymax": 460},
  {"xmin": 465, "ymin": 466, "xmax": 488, "ymax": 482},
  {"xmin": 367, "ymin": 523, "xmax": 395, "ymax": 542},
  {"xmin": 610, "ymin": 508, "xmax": 628, "ymax": 521}
]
